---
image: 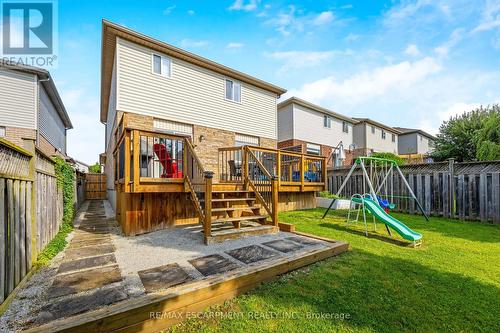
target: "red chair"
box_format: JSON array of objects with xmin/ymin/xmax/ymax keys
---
[{"xmin": 153, "ymin": 143, "xmax": 183, "ymax": 178}]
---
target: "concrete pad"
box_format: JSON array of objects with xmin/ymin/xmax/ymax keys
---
[
  {"xmin": 225, "ymin": 245, "xmax": 278, "ymax": 264},
  {"xmin": 48, "ymin": 265, "xmax": 122, "ymax": 298},
  {"xmin": 57, "ymin": 254, "xmax": 116, "ymax": 274},
  {"xmin": 189, "ymin": 254, "xmax": 240, "ymax": 276},
  {"xmin": 63, "ymin": 244, "xmax": 115, "ymax": 261},
  {"xmin": 37, "ymin": 287, "xmax": 128, "ymax": 324},
  {"xmin": 262, "ymin": 239, "xmax": 304, "ymax": 253},
  {"xmin": 138, "ymin": 263, "xmax": 193, "ymax": 293}
]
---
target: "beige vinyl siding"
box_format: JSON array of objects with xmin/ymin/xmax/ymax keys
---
[
  {"xmin": 105, "ymin": 54, "xmax": 118, "ymax": 150},
  {"xmin": 38, "ymin": 85, "xmax": 66, "ymax": 154},
  {"xmin": 357, "ymin": 124, "xmax": 398, "ymax": 153},
  {"xmin": 292, "ymin": 104, "xmax": 354, "ymax": 147},
  {"xmin": 277, "ymin": 103, "xmax": 293, "ymax": 142},
  {"xmin": 116, "ymin": 38, "xmax": 278, "ymax": 140},
  {"xmin": 0, "ymin": 68, "xmax": 37, "ymax": 129}
]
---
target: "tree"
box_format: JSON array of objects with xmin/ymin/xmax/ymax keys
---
[
  {"xmin": 370, "ymin": 152, "xmax": 405, "ymax": 166},
  {"xmin": 475, "ymin": 105, "xmax": 500, "ymax": 161},
  {"xmin": 89, "ymin": 162, "xmax": 101, "ymax": 173},
  {"xmin": 431, "ymin": 105, "xmax": 499, "ymax": 162}
]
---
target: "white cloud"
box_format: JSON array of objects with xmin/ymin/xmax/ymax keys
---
[
  {"xmin": 163, "ymin": 5, "xmax": 176, "ymax": 15},
  {"xmin": 228, "ymin": 0, "xmax": 259, "ymax": 12},
  {"xmin": 226, "ymin": 42, "xmax": 244, "ymax": 49},
  {"xmin": 187, "ymin": 10, "xmax": 195, "ymax": 16},
  {"xmin": 404, "ymin": 44, "xmax": 421, "ymax": 56},
  {"xmin": 472, "ymin": 0, "xmax": 500, "ymax": 32},
  {"xmin": 265, "ymin": 5, "xmax": 299, "ymax": 36},
  {"xmin": 313, "ymin": 11, "xmax": 334, "ymax": 25},
  {"xmin": 434, "ymin": 28, "xmax": 464, "ymax": 56},
  {"xmin": 344, "ymin": 33, "xmax": 360, "ymax": 42},
  {"xmin": 266, "ymin": 50, "xmax": 351, "ymax": 72},
  {"xmin": 180, "ymin": 39, "xmax": 209, "ymax": 48},
  {"xmin": 287, "ymin": 57, "xmax": 442, "ymax": 106}
]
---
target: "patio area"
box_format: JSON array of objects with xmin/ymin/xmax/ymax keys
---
[{"xmin": 0, "ymin": 200, "xmax": 347, "ymax": 333}]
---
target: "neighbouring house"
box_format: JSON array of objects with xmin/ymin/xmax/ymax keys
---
[
  {"xmin": 352, "ymin": 118, "xmax": 401, "ymax": 156},
  {"xmin": 394, "ymin": 127, "xmax": 436, "ymax": 156},
  {"xmin": 100, "ymin": 21, "xmax": 327, "ymax": 241},
  {"xmin": 277, "ymin": 97, "xmax": 356, "ymax": 167},
  {"xmin": 73, "ymin": 159, "xmax": 90, "ymax": 173},
  {"xmin": 0, "ymin": 62, "xmax": 73, "ymax": 157}
]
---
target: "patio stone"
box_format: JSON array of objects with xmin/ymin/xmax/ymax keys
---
[
  {"xmin": 68, "ymin": 238, "xmax": 111, "ymax": 249},
  {"xmin": 48, "ymin": 265, "xmax": 122, "ymax": 298},
  {"xmin": 57, "ymin": 254, "xmax": 116, "ymax": 274},
  {"xmin": 138, "ymin": 263, "xmax": 193, "ymax": 293},
  {"xmin": 225, "ymin": 245, "xmax": 279, "ymax": 264},
  {"xmin": 189, "ymin": 254, "xmax": 240, "ymax": 276},
  {"xmin": 286, "ymin": 236, "xmax": 321, "ymax": 246},
  {"xmin": 37, "ymin": 286, "xmax": 127, "ymax": 324},
  {"xmin": 262, "ymin": 239, "xmax": 304, "ymax": 253},
  {"xmin": 64, "ymin": 244, "xmax": 115, "ymax": 260}
]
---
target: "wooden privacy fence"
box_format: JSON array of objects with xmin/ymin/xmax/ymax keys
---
[
  {"xmin": 0, "ymin": 139, "xmax": 71, "ymax": 305},
  {"xmin": 327, "ymin": 159, "xmax": 500, "ymax": 223},
  {"xmin": 85, "ymin": 173, "xmax": 106, "ymax": 199},
  {"xmin": 0, "ymin": 139, "xmax": 34, "ymax": 304}
]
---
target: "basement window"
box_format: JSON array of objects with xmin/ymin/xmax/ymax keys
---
[{"xmin": 225, "ymin": 79, "xmax": 241, "ymax": 102}]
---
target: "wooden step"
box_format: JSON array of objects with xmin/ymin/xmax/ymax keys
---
[
  {"xmin": 211, "ymin": 206, "xmax": 261, "ymax": 213},
  {"xmin": 211, "ymin": 215, "xmax": 268, "ymax": 223},
  {"xmin": 212, "ymin": 190, "xmax": 251, "ymax": 193},
  {"xmin": 201, "ymin": 198, "xmax": 256, "ymax": 203}
]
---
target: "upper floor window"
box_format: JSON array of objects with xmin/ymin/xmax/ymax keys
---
[
  {"xmin": 381, "ymin": 130, "xmax": 386, "ymax": 139},
  {"xmin": 324, "ymin": 115, "xmax": 332, "ymax": 128},
  {"xmin": 371, "ymin": 125, "xmax": 375, "ymax": 134},
  {"xmin": 342, "ymin": 121, "xmax": 349, "ymax": 133},
  {"xmin": 152, "ymin": 54, "xmax": 171, "ymax": 77},
  {"xmin": 225, "ymin": 79, "xmax": 241, "ymax": 102},
  {"xmin": 419, "ymin": 134, "xmax": 423, "ymax": 141},
  {"xmin": 392, "ymin": 134, "xmax": 396, "ymax": 142},
  {"xmin": 306, "ymin": 143, "xmax": 321, "ymax": 155}
]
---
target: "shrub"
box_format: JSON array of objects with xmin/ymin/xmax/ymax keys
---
[
  {"xmin": 319, "ymin": 191, "xmax": 339, "ymax": 199},
  {"xmin": 370, "ymin": 152, "xmax": 406, "ymax": 166}
]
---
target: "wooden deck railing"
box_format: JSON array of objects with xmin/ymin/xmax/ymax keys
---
[
  {"xmin": 218, "ymin": 145, "xmax": 327, "ymax": 191},
  {"xmin": 184, "ymin": 139, "xmax": 206, "ymax": 222}
]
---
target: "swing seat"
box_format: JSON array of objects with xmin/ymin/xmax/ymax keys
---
[{"xmin": 376, "ymin": 196, "xmax": 396, "ymax": 210}]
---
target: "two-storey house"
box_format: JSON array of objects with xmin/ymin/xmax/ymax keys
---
[
  {"xmin": 0, "ymin": 62, "xmax": 72, "ymax": 157},
  {"xmin": 394, "ymin": 127, "xmax": 436, "ymax": 156},
  {"xmin": 101, "ymin": 21, "xmax": 327, "ymax": 241},
  {"xmin": 352, "ymin": 118, "xmax": 400, "ymax": 156},
  {"xmin": 277, "ymin": 97, "xmax": 356, "ymax": 166}
]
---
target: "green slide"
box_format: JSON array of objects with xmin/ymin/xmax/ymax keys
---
[{"xmin": 352, "ymin": 197, "xmax": 422, "ymax": 242}]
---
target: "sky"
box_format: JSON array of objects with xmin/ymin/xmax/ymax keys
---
[{"xmin": 42, "ymin": 0, "xmax": 500, "ymax": 164}]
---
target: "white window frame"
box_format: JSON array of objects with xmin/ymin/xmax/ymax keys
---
[
  {"xmin": 323, "ymin": 115, "xmax": 332, "ymax": 129},
  {"xmin": 151, "ymin": 53, "xmax": 172, "ymax": 78},
  {"xmin": 306, "ymin": 143, "xmax": 321, "ymax": 155},
  {"xmin": 224, "ymin": 78, "xmax": 242, "ymax": 103},
  {"xmin": 371, "ymin": 125, "xmax": 376, "ymax": 134},
  {"xmin": 381, "ymin": 130, "xmax": 386, "ymax": 139},
  {"xmin": 0, "ymin": 126, "xmax": 5, "ymax": 138},
  {"xmin": 342, "ymin": 121, "xmax": 349, "ymax": 133},
  {"xmin": 392, "ymin": 134, "xmax": 396, "ymax": 142}
]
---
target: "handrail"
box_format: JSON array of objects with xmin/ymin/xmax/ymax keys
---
[
  {"xmin": 246, "ymin": 148, "xmax": 273, "ymax": 179},
  {"xmin": 184, "ymin": 138, "xmax": 207, "ymax": 222}
]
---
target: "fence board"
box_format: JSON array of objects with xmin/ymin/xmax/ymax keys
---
[
  {"xmin": 20, "ymin": 181, "xmax": 26, "ymax": 278},
  {"xmin": 7, "ymin": 179, "xmax": 14, "ymax": 294},
  {"xmin": 13, "ymin": 180, "xmax": 20, "ymax": 286},
  {"xmin": 26, "ymin": 181, "xmax": 32, "ymax": 271},
  {"xmin": 0, "ymin": 178, "xmax": 5, "ymax": 303}
]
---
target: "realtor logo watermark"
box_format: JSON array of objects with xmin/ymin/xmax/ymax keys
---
[{"xmin": 1, "ymin": 0, "xmax": 58, "ymax": 67}]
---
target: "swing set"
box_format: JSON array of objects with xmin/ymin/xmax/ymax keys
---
[{"xmin": 322, "ymin": 156, "xmax": 427, "ymax": 245}]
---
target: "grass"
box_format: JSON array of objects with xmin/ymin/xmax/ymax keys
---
[
  {"xmin": 171, "ymin": 209, "xmax": 500, "ymax": 333},
  {"xmin": 35, "ymin": 220, "xmax": 73, "ymax": 267}
]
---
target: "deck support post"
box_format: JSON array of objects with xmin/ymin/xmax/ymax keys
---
[
  {"xmin": 203, "ymin": 171, "xmax": 213, "ymax": 244},
  {"xmin": 271, "ymin": 176, "xmax": 279, "ymax": 226}
]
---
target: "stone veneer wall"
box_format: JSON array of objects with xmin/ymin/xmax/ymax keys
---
[{"xmin": 3, "ymin": 126, "xmax": 36, "ymax": 149}]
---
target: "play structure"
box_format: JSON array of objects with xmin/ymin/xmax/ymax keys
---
[{"xmin": 323, "ymin": 156, "xmax": 427, "ymax": 246}]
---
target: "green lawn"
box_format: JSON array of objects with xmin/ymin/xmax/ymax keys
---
[{"xmin": 172, "ymin": 209, "xmax": 500, "ymax": 333}]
